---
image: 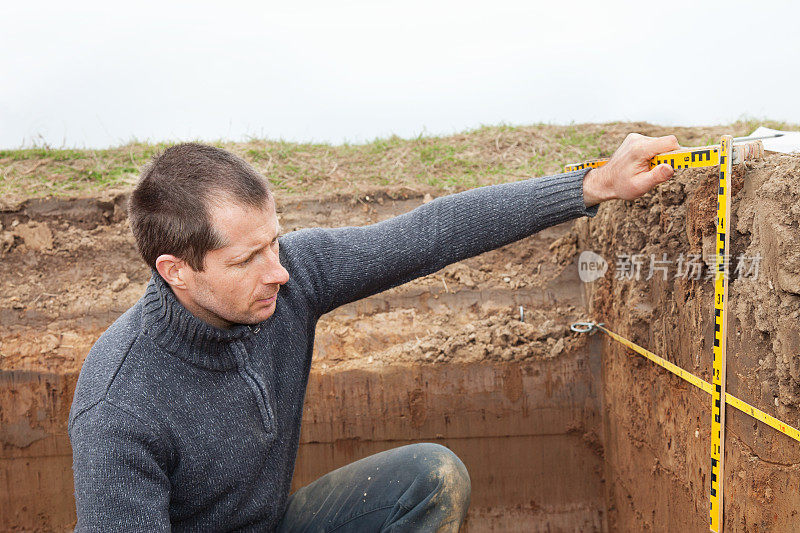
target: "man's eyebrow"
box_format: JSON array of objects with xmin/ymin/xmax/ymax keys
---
[{"xmin": 225, "ymin": 225, "xmax": 283, "ymax": 265}]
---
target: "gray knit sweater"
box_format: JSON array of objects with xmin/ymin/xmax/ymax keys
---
[{"xmin": 68, "ymin": 169, "xmax": 596, "ymax": 532}]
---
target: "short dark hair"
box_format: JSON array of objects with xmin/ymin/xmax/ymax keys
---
[{"xmin": 128, "ymin": 143, "xmax": 271, "ymax": 271}]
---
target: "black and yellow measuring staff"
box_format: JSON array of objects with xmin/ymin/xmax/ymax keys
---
[
  {"xmin": 568, "ymin": 134, "xmax": 784, "ymax": 533},
  {"xmin": 563, "ymin": 138, "xmax": 764, "ymax": 173},
  {"xmin": 709, "ymin": 135, "xmax": 732, "ymax": 532}
]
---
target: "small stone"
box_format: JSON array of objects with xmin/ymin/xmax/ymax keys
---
[
  {"xmin": 40, "ymin": 333, "xmax": 61, "ymax": 352},
  {"xmin": 110, "ymin": 273, "xmax": 130, "ymax": 292},
  {"xmin": 14, "ymin": 221, "xmax": 53, "ymax": 251},
  {"xmin": 422, "ymin": 193, "xmax": 433, "ymax": 204},
  {"xmin": 503, "ymin": 276, "xmax": 511, "ymax": 283},
  {"xmin": 550, "ymin": 338, "xmax": 565, "ymax": 357},
  {"xmin": 0, "ymin": 232, "xmax": 14, "ymax": 254}
]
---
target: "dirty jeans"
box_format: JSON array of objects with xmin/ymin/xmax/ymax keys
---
[{"xmin": 277, "ymin": 443, "xmax": 471, "ymax": 532}]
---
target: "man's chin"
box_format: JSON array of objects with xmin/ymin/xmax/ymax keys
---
[
  {"xmin": 249, "ymin": 300, "xmax": 277, "ymax": 322},
  {"xmin": 218, "ymin": 299, "xmax": 277, "ymax": 327}
]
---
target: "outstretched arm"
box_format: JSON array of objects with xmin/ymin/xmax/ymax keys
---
[
  {"xmin": 282, "ymin": 169, "xmax": 592, "ymax": 316},
  {"xmin": 282, "ymin": 133, "xmax": 679, "ymax": 316}
]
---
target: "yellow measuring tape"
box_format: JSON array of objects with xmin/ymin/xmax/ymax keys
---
[
  {"xmin": 570, "ymin": 322, "xmax": 800, "ymax": 444},
  {"xmin": 568, "ymin": 135, "xmax": 791, "ymax": 533}
]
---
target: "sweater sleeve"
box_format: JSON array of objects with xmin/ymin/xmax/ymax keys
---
[
  {"xmin": 69, "ymin": 400, "xmax": 172, "ymax": 532},
  {"xmin": 281, "ymin": 169, "xmax": 598, "ymax": 316}
]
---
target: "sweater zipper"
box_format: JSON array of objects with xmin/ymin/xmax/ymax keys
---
[{"xmin": 232, "ymin": 341, "xmax": 277, "ymax": 440}]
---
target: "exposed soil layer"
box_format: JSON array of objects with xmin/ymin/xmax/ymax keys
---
[
  {"xmin": 0, "ymin": 191, "xmax": 587, "ymax": 374},
  {"xmin": 1, "ymin": 188, "xmax": 603, "ymax": 531},
  {"xmin": 578, "ymin": 152, "xmax": 800, "ymax": 531}
]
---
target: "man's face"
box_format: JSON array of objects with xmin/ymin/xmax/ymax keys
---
[{"xmin": 179, "ymin": 197, "xmax": 290, "ymax": 329}]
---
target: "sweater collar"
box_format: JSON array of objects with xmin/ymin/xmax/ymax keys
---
[{"xmin": 141, "ymin": 272, "xmax": 256, "ymax": 370}]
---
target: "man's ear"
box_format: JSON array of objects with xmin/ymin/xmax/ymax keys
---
[{"xmin": 155, "ymin": 254, "xmax": 190, "ymax": 290}]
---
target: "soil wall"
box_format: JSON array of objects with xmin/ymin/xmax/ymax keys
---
[
  {"xmin": 578, "ymin": 153, "xmax": 800, "ymax": 531},
  {"xmin": 1, "ymin": 350, "xmax": 607, "ymax": 532},
  {"xmin": 1, "ymin": 193, "xmax": 607, "ymax": 531}
]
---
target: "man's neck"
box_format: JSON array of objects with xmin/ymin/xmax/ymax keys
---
[{"xmin": 172, "ymin": 286, "xmax": 234, "ymax": 330}]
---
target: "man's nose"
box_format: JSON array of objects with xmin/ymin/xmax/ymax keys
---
[{"xmin": 263, "ymin": 257, "xmax": 290, "ymax": 286}]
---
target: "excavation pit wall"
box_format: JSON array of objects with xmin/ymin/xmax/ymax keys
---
[
  {"xmin": 2, "ymin": 349, "xmax": 606, "ymax": 532},
  {"xmin": 576, "ymin": 153, "xmax": 800, "ymax": 531},
  {"xmin": 3, "ymin": 153, "xmax": 800, "ymax": 531},
  {"xmin": 1, "ymin": 192, "xmax": 606, "ymax": 531}
]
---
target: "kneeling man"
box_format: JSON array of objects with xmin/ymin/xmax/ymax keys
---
[{"xmin": 69, "ymin": 133, "xmax": 678, "ymax": 531}]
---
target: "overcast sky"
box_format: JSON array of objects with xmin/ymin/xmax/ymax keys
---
[{"xmin": 2, "ymin": 0, "xmax": 798, "ymax": 149}]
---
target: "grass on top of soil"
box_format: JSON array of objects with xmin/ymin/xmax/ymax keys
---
[{"xmin": 0, "ymin": 119, "xmax": 795, "ymax": 203}]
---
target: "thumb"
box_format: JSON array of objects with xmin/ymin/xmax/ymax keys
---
[{"xmin": 641, "ymin": 163, "xmax": 675, "ymax": 190}]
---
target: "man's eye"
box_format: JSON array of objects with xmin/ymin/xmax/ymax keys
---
[{"xmin": 237, "ymin": 255, "xmax": 254, "ymax": 266}]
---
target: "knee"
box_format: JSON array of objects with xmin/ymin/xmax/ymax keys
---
[{"xmin": 407, "ymin": 443, "xmax": 471, "ymax": 506}]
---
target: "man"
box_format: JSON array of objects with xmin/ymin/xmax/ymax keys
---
[{"xmin": 68, "ymin": 133, "xmax": 679, "ymax": 531}]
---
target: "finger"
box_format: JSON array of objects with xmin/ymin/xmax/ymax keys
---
[
  {"xmin": 642, "ymin": 135, "xmax": 680, "ymax": 158},
  {"xmin": 639, "ymin": 163, "xmax": 675, "ymax": 191},
  {"xmin": 624, "ymin": 132, "xmax": 643, "ymax": 144}
]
